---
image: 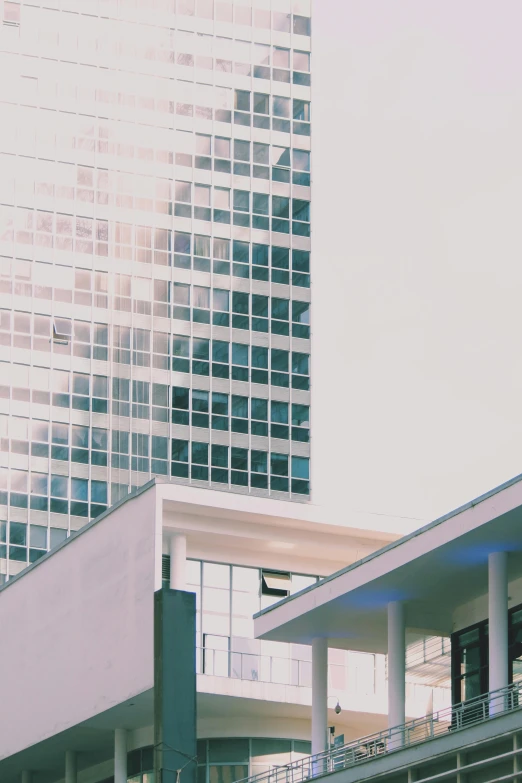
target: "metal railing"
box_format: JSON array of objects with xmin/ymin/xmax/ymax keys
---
[
  {"xmin": 197, "ymin": 648, "xmax": 377, "ymax": 695},
  {"xmin": 197, "ymin": 647, "xmax": 313, "ymax": 687},
  {"xmin": 405, "ymin": 636, "xmax": 452, "ymax": 688},
  {"xmin": 235, "ymin": 680, "xmax": 522, "ymax": 783}
]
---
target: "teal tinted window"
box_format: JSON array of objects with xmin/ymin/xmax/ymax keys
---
[
  {"xmin": 171, "ymin": 440, "xmax": 189, "ymax": 462},
  {"xmin": 232, "ymin": 343, "xmax": 248, "ymax": 366},
  {"xmin": 209, "ymin": 738, "xmax": 249, "ymax": 764},
  {"xmin": 192, "ymin": 442, "xmax": 209, "ymax": 465}
]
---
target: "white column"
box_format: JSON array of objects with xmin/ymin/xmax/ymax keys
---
[
  {"xmin": 21, "ymin": 772, "xmax": 32, "ymax": 783},
  {"xmin": 114, "ymin": 728, "xmax": 127, "ymax": 783},
  {"xmin": 311, "ymin": 637, "xmax": 328, "ymax": 757},
  {"xmin": 489, "ymin": 551, "xmax": 508, "ymax": 714},
  {"xmin": 65, "ymin": 751, "xmax": 77, "ymax": 783},
  {"xmin": 388, "ymin": 601, "xmax": 406, "ymax": 748},
  {"xmin": 170, "ymin": 533, "xmax": 187, "ymax": 590}
]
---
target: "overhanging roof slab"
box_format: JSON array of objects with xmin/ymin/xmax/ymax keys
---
[{"xmin": 254, "ymin": 475, "xmax": 522, "ymax": 652}]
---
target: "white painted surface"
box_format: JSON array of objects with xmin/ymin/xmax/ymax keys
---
[
  {"xmin": 198, "ymin": 717, "xmax": 312, "ymax": 742},
  {"xmin": 489, "ymin": 552, "xmax": 509, "ymax": 713},
  {"xmin": 160, "ymin": 483, "xmax": 397, "ymax": 578},
  {"xmin": 311, "ymin": 639, "xmax": 328, "ymax": 755},
  {"xmin": 196, "ymin": 672, "xmax": 389, "ymax": 716},
  {"xmin": 159, "ymin": 480, "xmax": 397, "ymax": 539},
  {"xmin": 254, "ymin": 478, "xmax": 522, "ymax": 647},
  {"xmin": 387, "ymin": 602, "xmax": 405, "ymax": 743},
  {"xmin": 169, "ymin": 533, "xmax": 187, "ymax": 590},
  {"xmin": 114, "ymin": 729, "xmax": 127, "ymax": 783},
  {"xmin": 0, "ymin": 487, "xmax": 157, "ymax": 760}
]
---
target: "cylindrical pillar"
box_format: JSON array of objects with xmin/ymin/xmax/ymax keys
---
[
  {"xmin": 170, "ymin": 533, "xmax": 187, "ymax": 591},
  {"xmin": 489, "ymin": 551, "xmax": 508, "ymax": 714},
  {"xmin": 388, "ymin": 601, "xmax": 406, "ymax": 748},
  {"xmin": 21, "ymin": 772, "xmax": 32, "ymax": 783},
  {"xmin": 311, "ymin": 637, "xmax": 328, "ymax": 757},
  {"xmin": 114, "ymin": 728, "xmax": 127, "ymax": 783},
  {"xmin": 65, "ymin": 750, "xmax": 77, "ymax": 783}
]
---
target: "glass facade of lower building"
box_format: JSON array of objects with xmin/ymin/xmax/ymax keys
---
[
  {"xmin": 128, "ymin": 746, "xmax": 154, "ymax": 783},
  {"xmin": 197, "ymin": 737, "xmax": 312, "ymax": 783},
  {"xmin": 0, "ymin": 0, "xmax": 312, "ymax": 585},
  {"xmin": 162, "ymin": 555, "xmax": 382, "ymax": 694},
  {"xmin": 451, "ymin": 603, "xmax": 522, "ymax": 704},
  {"xmin": 114, "ymin": 739, "xmax": 313, "ymax": 783}
]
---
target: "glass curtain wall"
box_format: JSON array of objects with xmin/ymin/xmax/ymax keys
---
[
  {"xmin": 119, "ymin": 739, "xmax": 313, "ymax": 783},
  {"xmin": 451, "ymin": 603, "xmax": 522, "ymax": 704},
  {"xmin": 161, "ymin": 556, "xmax": 379, "ymax": 694},
  {"xmin": 197, "ymin": 737, "xmax": 312, "ymax": 783},
  {"xmin": 0, "ymin": 0, "xmax": 312, "ymax": 586},
  {"xmin": 163, "ymin": 556, "xmax": 318, "ymax": 683}
]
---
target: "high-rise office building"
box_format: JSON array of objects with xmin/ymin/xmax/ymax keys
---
[{"xmin": 0, "ymin": 0, "xmax": 312, "ymax": 582}]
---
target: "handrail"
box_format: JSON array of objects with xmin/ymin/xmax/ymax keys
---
[
  {"xmin": 406, "ymin": 636, "xmax": 451, "ymax": 667},
  {"xmin": 235, "ymin": 680, "xmax": 522, "ymax": 783},
  {"xmin": 196, "ymin": 647, "xmax": 376, "ymax": 693},
  {"xmin": 404, "ymin": 636, "xmax": 452, "ymax": 688},
  {"xmin": 197, "ymin": 645, "xmax": 450, "ymax": 691},
  {"xmin": 197, "ymin": 646, "xmax": 312, "ymax": 686}
]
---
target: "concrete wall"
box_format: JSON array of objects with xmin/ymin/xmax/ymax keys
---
[{"xmin": 0, "ymin": 485, "xmax": 158, "ymax": 760}]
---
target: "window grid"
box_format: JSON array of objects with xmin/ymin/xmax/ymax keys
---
[{"xmin": 0, "ymin": 0, "xmax": 312, "ymax": 584}]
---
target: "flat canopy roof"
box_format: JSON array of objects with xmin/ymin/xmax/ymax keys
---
[{"xmin": 254, "ymin": 474, "xmax": 522, "ymax": 653}]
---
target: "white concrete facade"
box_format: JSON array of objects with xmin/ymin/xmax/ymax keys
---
[
  {"xmin": 0, "ymin": 486, "xmax": 157, "ymax": 762},
  {"xmin": 0, "ymin": 480, "xmax": 401, "ymax": 783},
  {"xmin": 254, "ymin": 474, "xmax": 522, "ymax": 747}
]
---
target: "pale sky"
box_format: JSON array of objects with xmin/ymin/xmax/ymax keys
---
[{"xmin": 310, "ymin": 1, "xmax": 522, "ymax": 535}]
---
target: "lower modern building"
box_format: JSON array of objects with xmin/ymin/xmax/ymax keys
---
[
  {"xmin": 0, "ymin": 479, "xmax": 448, "ymax": 783},
  {"xmin": 253, "ymin": 473, "xmax": 522, "ymax": 783}
]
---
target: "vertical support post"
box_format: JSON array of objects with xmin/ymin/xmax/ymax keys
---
[
  {"xmin": 489, "ymin": 551, "xmax": 508, "ymax": 715},
  {"xmin": 114, "ymin": 728, "xmax": 127, "ymax": 783},
  {"xmin": 514, "ymin": 733, "xmax": 521, "ymax": 783},
  {"xmin": 388, "ymin": 601, "xmax": 406, "ymax": 749},
  {"xmin": 170, "ymin": 534, "xmax": 187, "ymax": 591},
  {"xmin": 65, "ymin": 750, "xmax": 77, "ymax": 783},
  {"xmin": 456, "ymin": 751, "xmax": 464, "ymax": 783},
  {"xmin": 21, "ymin": 772, "xmax": 32, "ymax": 783},
  {"xmin": 154, "ymin": 588, "xmax": 197, "ymax": 783},
  {"xmin": 311, "ymin": 638, "xmax": 328, "ymax": 761}
]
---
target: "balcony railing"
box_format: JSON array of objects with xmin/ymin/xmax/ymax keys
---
[
  {"xmin": 405, "ymin": 636, "xmax": 451, "ymax": 688},
  {"xmin": 197, "ymin": 648, "xmax": 377, "ymax": 694},
  {"xmin": 197, "ymin": 647, "xmax": 313, "ymax": 687},
  {"xmin": 235, "ymin": 680, "xmax": 522, "ymax": 783}
]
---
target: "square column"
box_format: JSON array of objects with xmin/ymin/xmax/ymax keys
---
[
  {"xmin": 311, "ymin": 637, "xmax": 328, "ymax": 757},
  {"xmin": 154, "ymin": 588, "xmax": 197, "ymax": 783},
  {"xmin": 114, "ymin": 728, "xmax": 127, "ymax": 783},
  {"xmin": 170, "ymin": 533, "xmax": 187, "ymax": 591},
  {"xmin": 388, "ymin": 601, "xmax": 405, "ymax": 749},
  {"xmin": 489, "ymin": 551, "xmax": 508, "ymax": 715}
]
